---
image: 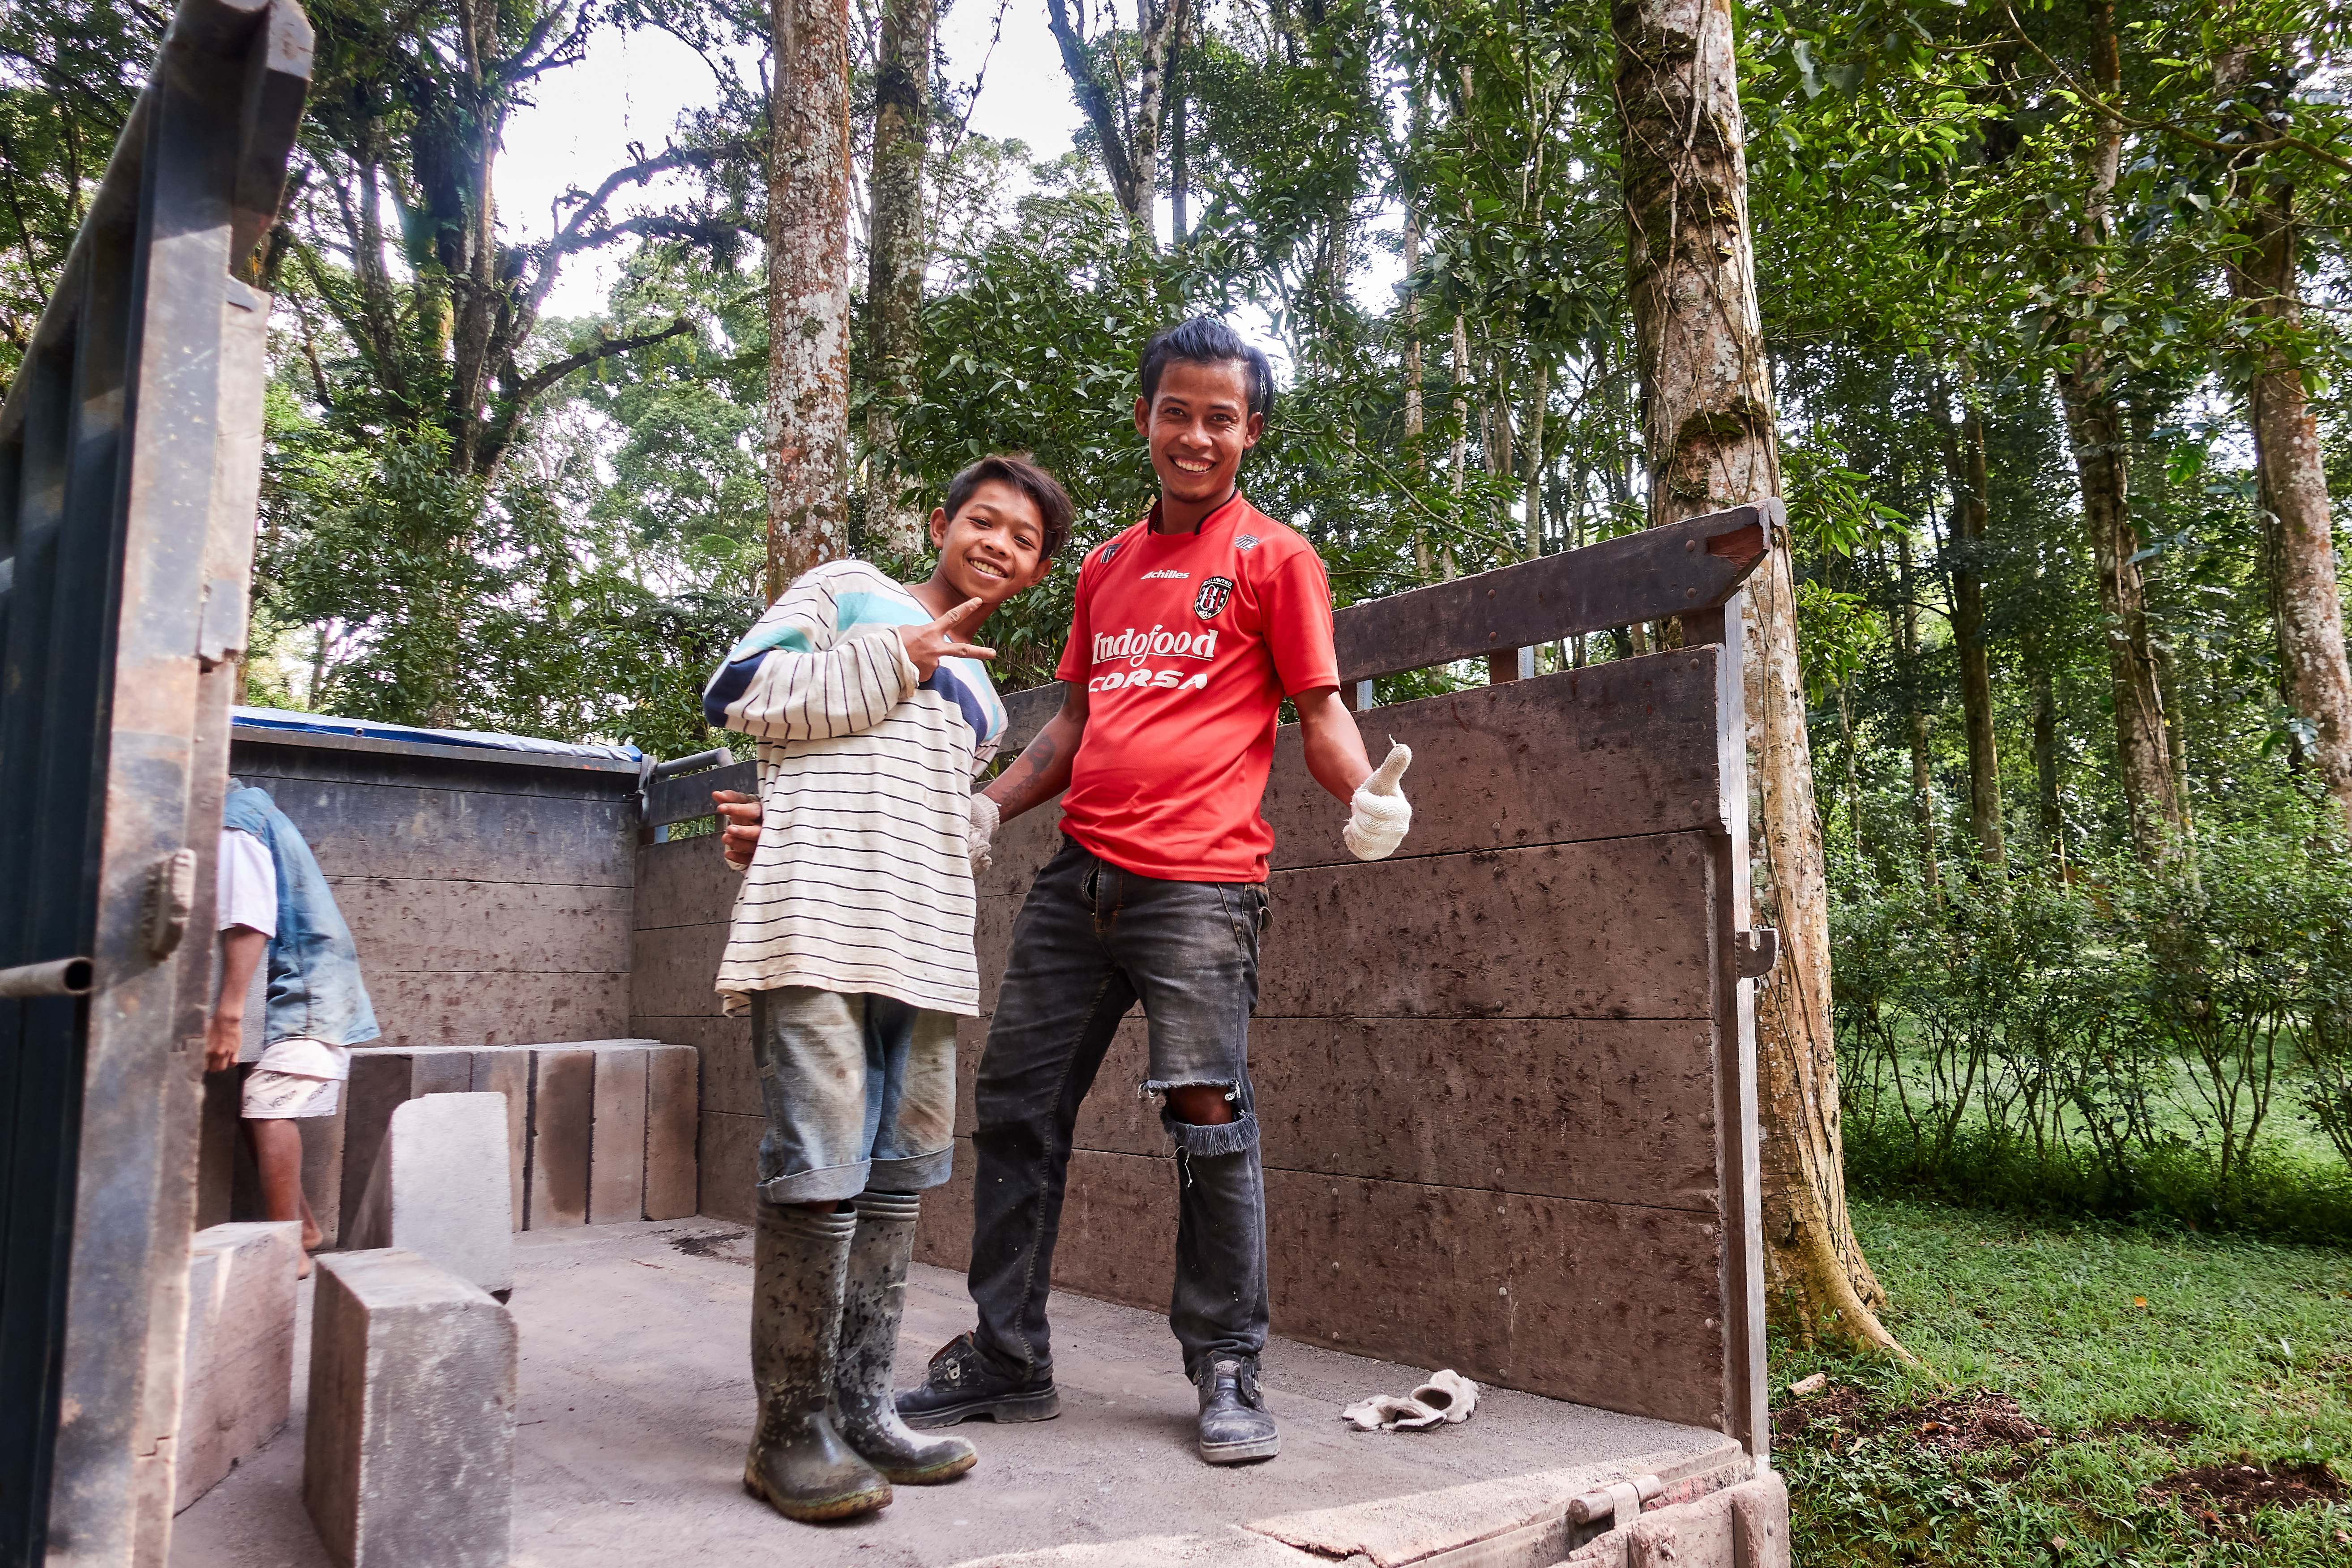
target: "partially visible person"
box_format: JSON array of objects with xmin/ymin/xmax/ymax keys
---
[
  {"xmin": 702, "ymin": 453, "xmax": 1071, "ymax": 1525},
  {"xmin": 205, "ymin": 782, "xmax": 381, "ymax": 1279}
]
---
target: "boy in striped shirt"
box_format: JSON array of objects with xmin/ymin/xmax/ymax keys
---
[{"xmin": 701, "ymin": 455, "xmax": 1071, "ymax": 1524}]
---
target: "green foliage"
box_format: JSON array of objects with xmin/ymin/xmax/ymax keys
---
[
  {"xmin": 1833, "ymin": 825, "xmax": 2352, "ymax": 1242},
  {"xmin": 1775, "ymin": 1199, "xmax": 2352, "ymax": 1566}
]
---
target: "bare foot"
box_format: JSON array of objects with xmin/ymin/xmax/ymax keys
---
[{"xmin": 297, "ymin": 1251, "xmax": 313, "ymax": 1281}]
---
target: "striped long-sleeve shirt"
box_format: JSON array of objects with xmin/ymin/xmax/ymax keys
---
[{"xmin": 701, "ymin": 560, "xmax": 1006, "ymax": 1016}]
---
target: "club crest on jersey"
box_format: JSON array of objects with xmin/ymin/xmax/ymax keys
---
[{"xmin": 1193, "ymin": 576, "xmax": 1234, "ymax": 621}]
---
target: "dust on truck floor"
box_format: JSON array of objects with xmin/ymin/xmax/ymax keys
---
[{"xmin": 169, "ymin": 1217, "xmax": 1730, "ymax": 1567}]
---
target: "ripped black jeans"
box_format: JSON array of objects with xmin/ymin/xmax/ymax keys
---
[{"xmin": 966, "ymin": 836, "xmax": 1270, "ymax": 1381}]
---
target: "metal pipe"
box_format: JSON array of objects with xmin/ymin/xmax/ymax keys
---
[
  {"xmin": 650, "ymin": 747, "xmax": 734, "ymax": 781},
  {"xmin": 0, "ymin": 957, "xmax": 95, "ymax": 999}
]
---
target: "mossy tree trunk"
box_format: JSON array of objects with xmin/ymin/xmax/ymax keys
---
[
  {"xmin": 1614, "ymin": 0, "xmax": 1908, "ymax": 1358},
  {"xmin": 766, "ymin": 0, "xmax": 855, "ymax": 598}
]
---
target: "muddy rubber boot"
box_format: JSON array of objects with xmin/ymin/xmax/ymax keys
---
[
  {"xmin": 1194, "ymin": 1355, "xmax": 1280, "ymax": 1464},
  {"xmin": 744, "ymin": 1203, "xmax": 893, "ymax": 1522},
  {"xmin": 836, "ymin": 1192, "xmax": 978, "ymax": 1484}
]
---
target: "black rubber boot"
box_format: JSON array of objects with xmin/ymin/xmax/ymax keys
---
[
  {"xmin": 836, "ymin": 1192, "xmax": 978, "ymax": 1483},
  {"xmin": 1194, "ymin": 1355, "xmax": 1279, "ymax": 1464},
  {"xmin": 744, "ymin": 1203, "xmax": 893, "ymax": 1522},
  {"xmin": 894, "ymin": 1331, "xmax": 1061, "ymax": 1430}
]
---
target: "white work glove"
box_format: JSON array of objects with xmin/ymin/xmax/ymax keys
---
[
  {"xmin": 967, "ymin": 792, "xmax": 1000, "ymax": 876},
  {"xmin": 1342, "ymin": 741, "xmax": 1414, "ymax": 861}
]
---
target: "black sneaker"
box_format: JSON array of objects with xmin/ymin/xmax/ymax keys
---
[
  {"xmin": 1194, "ymin": 1356, "xmax": 1279, "ymax": 1464},
  {"xmin": 895, "ymin": 1332, "xmax": 1060, "ymax": 1430}
]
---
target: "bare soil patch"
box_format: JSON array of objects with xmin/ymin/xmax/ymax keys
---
[
  {"xmin": 1774, "ymin": 1384, "xmax": 2053, "ymax": 1457},
  {"xmin": 2144, "ymin": 1456, "xmax": 2348, "ymax": 1537}
]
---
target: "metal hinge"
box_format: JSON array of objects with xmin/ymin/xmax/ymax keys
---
[
  {"xmin": 1735, "ymin": 927, "xmax": 1779, "ymax": 980},
  {"xmin": 1568, "ymin": 1472, "xmax": 1665, "ymax": 1529},
  {"xmin": 143, "ymin": 848, "xmax": 198, "ymax": 960}
]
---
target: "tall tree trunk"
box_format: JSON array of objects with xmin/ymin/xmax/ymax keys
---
[
  {"xmin": 1169, "ymin": 24, "xmax": 1189, "ymax": 244},
  {"xmin": 2219, "ymin": 53, "xmax": 2352, "ymax": 835},
  {"xmin": 1897, "ymin": 536, "xmax": 1941, "ymax": 890},
  {"xmin": 2029, "ymin": 637, "xmax": 2065, "ymax": 869},
  {"xmin": 1046, "ymin": 0, "xmax": 1190, "ymax": 239},
  {"xmin": 2057, "ymin": 0, "xmax": 2186, "ymax": 861},
  {"xmin": 865, "ymin": 0, "xmax": 933, "ymax": 555},
  {"xmin": 767, "ymin": 0, "xmax": 855, "ymax": 598},
  {"xmin": 1943, "ymin": 390, "xmax": 2005, "ymax": 863},
  {"xmin": 1404, "ymin": 211, "xmax": 1429, "ymax": 578},
  {"xmin": 1615, "ymin": 0, "xmax": 1902, "ymax": 1355},
  {"xmin": 1524, "ymin": 359, "xmax": 1548, "ymax": 560}
]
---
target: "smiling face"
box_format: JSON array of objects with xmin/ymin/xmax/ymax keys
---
[
  {"xmin": 1133, "ymin": 357, "xmax": 1265, "ymax": 519},
  {"xmin": 928, "ymin": 477, "xmax": 1052, "ymax": 611}
]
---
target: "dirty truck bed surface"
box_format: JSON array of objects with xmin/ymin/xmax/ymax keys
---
[{"xmin": 168, "ymin": 1218, "xmax": 1727, "ymax": 1567}]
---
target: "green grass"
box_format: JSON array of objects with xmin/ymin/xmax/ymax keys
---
[{"xmin": 1773, "ymin": 1198, "xmax": 2352, "ymax": 1564}]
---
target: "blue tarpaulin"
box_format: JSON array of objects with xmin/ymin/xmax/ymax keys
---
[{"xmin": 230, "ymin": 707, "xmax": 642, "ymax": 764}]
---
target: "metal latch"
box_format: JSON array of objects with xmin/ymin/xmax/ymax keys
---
[
  {"xmin": 1734, "ymin": 927, "xmax": 1778, "ymax": 979},
  {"xmin": 144, "ymin": 848, "xmax": 198, "ymax": 960},
  {"xmin": 1568, "ymin": 1472, "xmax": 1665, "ymax": 1528}
]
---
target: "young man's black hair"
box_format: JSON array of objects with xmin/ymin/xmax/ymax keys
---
[{"xmin": 1138, "ymin": 316, "xmax": 1277, "ymax": 422}]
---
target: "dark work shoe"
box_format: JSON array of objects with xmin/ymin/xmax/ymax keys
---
[
  {"xmin": 1194, "ymin": 1356, "xmax": 1279, "ymax": 1464},
  {"xmin": 894, "ymin": 1331, "xmax": 1060, "ymax": 1430}
]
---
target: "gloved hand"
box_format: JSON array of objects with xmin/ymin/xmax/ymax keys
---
[
  {"xmin": 967, "ymin": 791, "xmax": 1000, "ymax": 876},
  {"xmin": 1343, "ymin": 741, "xmax": 1413, "ymax": 861}
]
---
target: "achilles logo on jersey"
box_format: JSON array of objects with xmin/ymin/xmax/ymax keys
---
[
  {"xmin": 1194, "ymin": 576, "xmax": 1234, "ymax": 620},
  {"xmin": 1140, "ymin": 568, "xmax": 1190, "ymax": 580},
  {"xmin": 1093, "ymin": 625, "xmax": 1220, "ymax": 668}
]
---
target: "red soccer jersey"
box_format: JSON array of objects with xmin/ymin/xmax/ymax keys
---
[{"xmin": 1053, "ymin": 491, "xmax": 1341, "ymax": 882}]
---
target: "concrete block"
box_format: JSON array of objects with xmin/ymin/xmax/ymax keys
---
[
  {"xmin": 344, "ymin": 1094, "xmax": 514, "ymax": 1297},
  {"xmin": 643, "ymin": 1046, "xmax": 698, "ymax": 1220},
  {"xmin": 588, "ymin": 1046, "xmax": 648, "ymax": 1224},
  {"xmin": 175, "ymin": 1222, "xmax": 302, "ymax": 1512},
  {"xmin": 526, "ymin": 1049, "xmax": 594, "ymax": 1229},
  {"xmin": 304, "ymin": 1250, "xmax": 515, "ymax": 1568},
  {"xmin": 470, "ymin": 1050, "xmax": 531, "ymax": 1231}
]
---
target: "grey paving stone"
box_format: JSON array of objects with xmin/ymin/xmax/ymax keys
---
[
  {"xmin": 304, "ymin": 1249, "xmax": 515, "ymax": 1568},
  {"xmin": 343, "ymin": 1094, "xmax": 514, "ymax": 1296}
]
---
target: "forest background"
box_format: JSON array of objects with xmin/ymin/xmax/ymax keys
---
[{"xmin": 6, "ymin": 0, "xmax": 2352, "ymax": 1333}]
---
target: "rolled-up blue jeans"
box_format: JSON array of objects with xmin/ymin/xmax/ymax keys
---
[
  {"xmin": 967, "ymin": 836, "xmax": 1270, "ymax": 1380},
  {"xmin": 750, "ymin": 987, "xmax": 958, "ymax": 1204}
]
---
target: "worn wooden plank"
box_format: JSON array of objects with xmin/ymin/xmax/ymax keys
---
[
  {"xmin": 1256, "ymin": 837, "xmax": 1715, "ymax": 1021},
  {"xmin": 643, "ymin": 1046, "xmax": 700, "ymax": 1220},
  {"xmin": 911, "ymin": 1144, "xmax": 1727, "ymax": 1427},
  {"xmin": 951, "ymin": 1015, "xmax": 1720, "ymax": 1213},
  {"xmin": 1261, "ymin": 654, "xmax": 1724, "ymax": 870},
  {"xmin": 626, "ymin": 922, "xmax": 730, "ymax": 1021},
  {"xmin": 325, "ymin": 877, "xmax": 632, "ymax": 975},
  {"xmin": 589, "ymin": 1046, "xmax": 650, "ymax": 1224},
  {"xmin": 356, "ymin": 971, "xmax": 630, "ymax": 1048},
  {"xmin": 633, "ymin": 838, "xmax": 743, "ymax": 931},
  {"xmin": 1331, "ymin": 504, "xmax": 1775, "ymax": 684},
  {"xmin": 697, "ymin": 1110, "xmax": 763, "ymax": 1224},
  {"xmin": 527, "ymin": 1048, "xmax": 594, "ymax": 1229},
  {"xmin": 643, "ymin": 759, "xmax": 757, "ymax": 829},
  {"xmin": 238, "ymin": 776, "xmax": 636, "ymax": 887}
]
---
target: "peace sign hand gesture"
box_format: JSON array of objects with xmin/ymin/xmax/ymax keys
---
[{"xmin": 895, "ymin": 597, "xmax": 995, "ymax": 679}]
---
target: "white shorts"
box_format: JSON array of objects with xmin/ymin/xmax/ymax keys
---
[{"xmin": 242, "ymin": 1069, "xmax": 342, "ymax": 1120}]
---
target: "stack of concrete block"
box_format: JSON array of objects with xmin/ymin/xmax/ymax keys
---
[
  {"xmin": 345, "ymin": 1094, "xmax": 515, "ymax": 1298},
  {"xmin": 338, "ymin": 1040, "xmax": 695, "ymax": 1241},
  {"xmin": 175, "ymin": 1222, "xmax": 303, "ymax": 1512},
  {"xmin": 306, "ymin": 1249, "xmax": 515, "ymax": 1568}
]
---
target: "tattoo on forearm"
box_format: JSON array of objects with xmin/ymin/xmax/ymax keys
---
[{"xmin": 993, "ymin": 732, "xmax": 1058, "ymax": 814}]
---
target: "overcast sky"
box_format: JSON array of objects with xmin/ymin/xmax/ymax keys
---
[{"xmin": 500, "ymin": 4, "xmax": 1086, "ymax": 320}]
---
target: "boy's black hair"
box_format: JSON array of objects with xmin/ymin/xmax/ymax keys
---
[
  {"xmin": 1138, "ymin": 316, "xmax": 1276, "ymax": 422},
  {"xmin": 944, "ymin": 453, "xmax": 1075, "ymax": 561}
]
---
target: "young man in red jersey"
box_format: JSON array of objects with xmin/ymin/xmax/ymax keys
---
[{"xmin": 890, "ymin": 317, "xmax": 1417, "ymax": 1464}]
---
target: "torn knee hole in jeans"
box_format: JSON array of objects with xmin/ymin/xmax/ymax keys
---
[{"xmin": 1149, "ymin": 1081, "xmax": 1259, "ymax": 1158}]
